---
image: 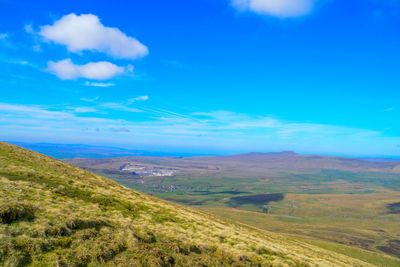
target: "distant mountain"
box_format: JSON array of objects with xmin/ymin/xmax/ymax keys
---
[
  {"xmin": 358, "ymin": 157, "xmax": 400, "ymax": 162},
  {"xmin": 6, "ymin": 141, "xmax": 198, "ymax": 159},
  {"xmin": 176, "ymin": 151, "xmax": 400, "ymax": 174},
  {"xmin": 0, "ymin": 141, "xmax": 368, "ymax": 266},
  {"xmin": 232, "ymin": 151, "xmax": 298, "ymax": 157}
]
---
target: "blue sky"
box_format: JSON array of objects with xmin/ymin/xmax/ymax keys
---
[{"xmin": 0, "ymin": 0, "xmax": 399, "ymax": 156}]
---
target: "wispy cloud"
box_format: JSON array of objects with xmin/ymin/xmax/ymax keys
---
[
  {"xmin": 24, "ymin": 24, "xmax": 35, "ymax": 34},
  {"xmin": 96, "ymin": 95, "xmax": 149, "ymax": 112},
  {"xmin": 24, "ymin": 24, "xmax": 42, "ymax": 52},
  {"xmin": 85, "ymin": 81, "xmax": 116, "ymax": 87},
  {"xmin": 128, "ymin": 95, "xmax": 149, "ymax": 103},
  {"xmin": 187, "ymin": 111, "xmax": 381, "ymax": 139},
  {"xmin": 99, "ymin": 102, "xmax": 141, "ymax": 113},
  {"xmin": 80, "ymin": 96, "xmax": 99, "ymax": 102},
  {"xmin": 232, "ymin": 0, "xmax": 317, "ymax": 18},
  {"xmin": 0, "ymin": 33, "xmax": 12, "ymax": 48},
  {"xmin": 66, "ymin": 106, "xmax": 99, "ymax": 113},
  {"xmin": 0, "ymin": 58, "xmax": 34, "ymax": 67},
  {"xmin": 0, "ymin": 103, "xmax": 74, "ymax": 120},
  {"xmin": 1, "ymin": 103, "xmax": 399, "ymax": 155},
  {"xmin": 110, "ymin": 127, "xmax": 130, "ymax": 133},
  {"xmin": 0, "ymin": 103, "xmax": 123, "ymax": 130}
]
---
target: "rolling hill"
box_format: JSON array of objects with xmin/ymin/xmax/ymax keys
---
[
  {"xmin": 0, "ymin": 141, "xmax": 375, "ymax": 266},
  {"xmin": 125, "ymin": 151, "xmax": 400, "ymax": 173}
]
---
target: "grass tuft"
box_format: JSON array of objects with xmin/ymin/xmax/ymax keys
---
[{"xmin": 0, "ymin": 202, "xmax": 36, "ymax": 224}]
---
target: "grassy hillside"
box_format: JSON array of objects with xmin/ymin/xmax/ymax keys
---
[
  {"xmin": 0, "ymin": 142, "xmax": 374, "ymax": 266},
  {"xmin": 200, "ymin": 203, "xmax": 400, "ymax": 267}
]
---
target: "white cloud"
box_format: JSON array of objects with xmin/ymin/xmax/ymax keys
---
[
  {"xmin": 110, "ymin": 127, "xmax": 130, "ymax": 133},
  {"xmin": 232, "ymin": 0, "xmax": 316, "ymax": 18},
  {"xmin": 128, "ymin": 95, "xmax": 149, "ymax": 103},
  {"xmin": 81, "ymin": 96, "xmax": 99, "ymax": 102},
  {"xmin": 98, "ymin": 96, "xmax": 148, "ymax": 113},
  {"xmin": 0, "ymin": 103, "xmax": 125, "ymax": 134},
  {"xmin": 1, "ymin": 59, "xmax": 30, "ymax": 66},
  {"xmin": 67, "ymin": 106, "xmax": 99, "ymax": 113},
  {"xmin": 24, "ymin": 24, "xmax": 35, "ymax": 34},
  {"xmin": 99, "ymin": 102, "xmax": 141, "ymax": 113},
  {"xmin": 47, "ymin": 59, "xmax": 131, "ymax": 80},
  {"xmin": 0, "ymin": 103, "xmax": 75, "ymax": 120},
  {"xmin": 0, "ymin": 33, "xmax": 10, "ymax": 47},
  {"xmin": 85, "ymin": 81, "xmax": 115, "ymax": 87},
  {"xmin": 24, "ymin": 24, "xmax": 42, "ymax": 52},
  {"xmin": 39, "ymin": 13, "xmax": 148, "ymax": 59}
]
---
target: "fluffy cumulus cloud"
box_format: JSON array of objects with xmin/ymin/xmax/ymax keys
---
[
  {"xmin": 39, "ymin": 13, "xmax": 148, "ymax": 59},
  {"xmin": 232, "ymin": 0, "xmax": 316, "ymax": 18},
  {"xmin": 47, "ymin": 59, "xmax": 131, "ymax": 80}
]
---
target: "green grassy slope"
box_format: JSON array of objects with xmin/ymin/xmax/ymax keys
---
[
  {"xmin": 0, "ymin": 142, "xmax": 373, "ymax": 266},
  {"xmin": 200, "ymin": 205, "xmax": 400, "ymax": 266}
]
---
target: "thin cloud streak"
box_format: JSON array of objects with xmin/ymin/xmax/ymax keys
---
[
  {"xmin": 85, "ymin": 81, "xmax": 115, "ymax": 87},
  {"xmin": 232, "ymin": 0, "xmax": 317, "ymax": 18}
]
